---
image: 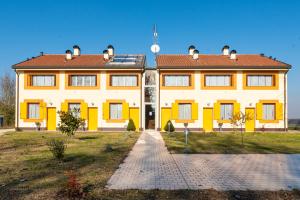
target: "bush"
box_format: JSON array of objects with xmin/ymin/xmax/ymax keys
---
[
  {"xmin": 58, "ymin": 110, "xmax": 84, "ymax": 136},
  {"xmin": 127, "ymin": 118, "xmax": 136, "ymax": 131},
  {"xmin": 65, "ymin": 171, "xmax": 85, "ymax": 199},
  {"xmin": 164, "ymin": 120, "xmax": 175, "ymax": 132},
  {"xmin": 47, "ymin": 139, "xmax": 66, "ymax": 160}
]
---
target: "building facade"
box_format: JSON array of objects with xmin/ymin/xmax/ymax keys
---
[{"xmin": 13, "ymin": 45, "xmax": 291, "ymax": 132}]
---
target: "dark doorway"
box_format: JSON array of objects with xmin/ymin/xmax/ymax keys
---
[{"xmin": 145, "ymin": 105, "xmax": 155, "ymax": 129}]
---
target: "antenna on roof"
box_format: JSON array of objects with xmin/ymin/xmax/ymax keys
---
[{"xmin": 150, "ymin": 24, "xmax": 160, "ymax": 66}]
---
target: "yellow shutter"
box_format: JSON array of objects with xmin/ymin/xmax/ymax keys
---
[
  {"xmin": 256, "ymin": 102, "xmax": 262, "ymax": 120},
  {"xmin": 276, "ymin": 102, "xmax": 283, "ymax": 120},
  {"xmin": 20, "ymin": 102, "xmax": 27, "ymax": 119},
  {"xmin": 171, "ymin": 103, "xmax": 178, "ymax": 120},
  {"xmin": 213, "ymin": 102, "xmax": 220, "ymax": 120},
  {"xmin": 234, "ymin": 102, "xmax": 240, "ymax": 115},
  {"xmin": 61, "ymin": 102, "xmax": 68, "ymax": 112},
  {"xmin": 192, "ymin": 102, "xmax": 198, "ymax": 120},
  {"xmin": 102, "ymin": 102, "xmax": 109, "ymax": 120},
  {"xmin": 80, "ymin": 102, "xmax": 88, "ymax": 119},
  {"xmin": 39, "ymin": 102, "xmax": 47, "ymax": 119},
  {"xmin": 122, "ymin": 102, "xmax": 129, "ymax": 119}
]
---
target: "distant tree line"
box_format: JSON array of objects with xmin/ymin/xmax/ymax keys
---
[{"xmin": 0, "ymin": 73, "xmax": 15, "ymax": 127}]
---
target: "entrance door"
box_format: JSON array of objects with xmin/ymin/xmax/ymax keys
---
[
  {"xmin": 161, "ymin": 108, "xmax": 171, "ymax": 131},
  {"xmin": 129, "ymin": 108, "xmax": 139, "ymax": 130},
  {"xmin": 88, "ymin": 107, "xmax": 98, "ymax": 131},
  {"xmin": 245, "ymin": 108, "xmax": 255, "ymax": 132},
  {"xmin": 203, "ymin": 108, "xmax": 213, "ymax": 132},
  {"xmin": 47, "ymin": 107, "xmax": 56, "ymax": 131},
  {"xmin": 145, "ymin": 105, "xmax": 155, "ymax": 129}
]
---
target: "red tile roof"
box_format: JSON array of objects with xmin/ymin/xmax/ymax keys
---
[
  {"xmin": 14, "ymin": 54, "xmax": 107, "ymax": 68},
  {"xmin": 156, "ymin": 54, "xmax": 291, "ymax": 69},
  {"xmin": 13, "ymin": 54, "xmax": 145, "ymax": 69}
]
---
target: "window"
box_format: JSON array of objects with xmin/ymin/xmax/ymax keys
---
[
  {"xmin": 28, "ymin": 103, "xmax": 40, "ymax": 119},
  {"xmin": 221, "ymin": 103, "xmax": 233, "ymax": 120},
  {"xmin": 68, "ymin": 103, "xmax": 81, "ymax": 117},
  {"xmin": 205, "ymin": 75, "xmax": 231, "ymax": 86},
  {"xmin": 110, "ymin": 103, "xmax": 123, "ymax": 120},
  {"xmin": 70, "ymin": 75, "xmax": 96, "ymax": 86},
  {"xmin": 263, "ymin": 104, "xmax": 275, "ymax": 120},
  {"xmin": 31, "ymin": 75, "xmax": 55, "ymax": 86},
  {"xmin": 164, "ymin": 75, "xmax": 190, "ymax": 87},
  {"xmin": 178, "ymin": 103, "xmax": 192, "ymax": 120},
  {"xmin": 110, "ymin": 75, "xmax": 138, "ymax": 86},
  {"xmin": 247, "ymin": 75, "xmax": 273, "ymax": 86}
]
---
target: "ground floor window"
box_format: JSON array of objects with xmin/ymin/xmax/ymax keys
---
[
  {"xmin": 220, "ymin": 103, "xmax": 233, "ymax": 120},
  {"xmin": 68, "ymin": 103, "xmax": 81, "ymax": 117},
  {"xmin": 28, "ymin": 103, "xmax": 40, "ymax": 119},
  {"xmin": 263, "ymin": 103, "xmax": 275, "ymax": 120},
  {"xmin": 110, "ymin": 103, "xmax": 123, "ymax": 120},
  {"xmin": 178, "ymin": 103, "xmax": 192, "ymax": 120}
]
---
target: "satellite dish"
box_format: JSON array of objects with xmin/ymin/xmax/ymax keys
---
[{"xmin": 151, "ymin": 44, "xmax": 160, "ymax": 53}]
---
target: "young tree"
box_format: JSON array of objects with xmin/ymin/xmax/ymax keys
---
[
  {"xmin": 0, "ymin": 74, "xmax": 15, "ymax": 126},
  {"xmin": 58, "ymin": 108, "xmax": 84, "ymax": 136},
  {"xmin": 230, "ymin": 111, "xmax": 253, "ymax": 146}
]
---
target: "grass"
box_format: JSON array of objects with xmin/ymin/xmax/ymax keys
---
[
  {"xmin": 162, "ymin": 132, "xmax": 300, "ymax": 154},
  {"xmin": 1, "ymin": 131, "xmax": 300, "ymax": 200}
]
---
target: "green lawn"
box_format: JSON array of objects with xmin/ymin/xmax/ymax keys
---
[
  {"xmin": 0, "ymin": 131, "xmax": 139, "ymax": 200},
  {"xmin": 1, "ymin": 131, "xmax": 300, "ymax": 200},
  {"xmin": 162, "ymin": 132, "xmax": 300, "ymax": 154}
]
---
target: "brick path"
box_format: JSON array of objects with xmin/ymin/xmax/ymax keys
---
[{"xmin": 107, "ymin": 131, "xmax": 300, "ymax": 190}]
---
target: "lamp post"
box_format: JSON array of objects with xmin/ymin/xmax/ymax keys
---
[{"xmin": 184, "ymin": 123, "xmax": 189, "ymax": 145}]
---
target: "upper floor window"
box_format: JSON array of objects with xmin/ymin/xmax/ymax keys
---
[
  {"xmin": 70, "ymin": 75, "xmax": 96, "ymax": 87},
  {"xmin": 263, "ymin": 103, "xmax": 275, "ymax": 120},
  {"xmin": 110, "ymin": 75, "xmax": 138, "ymax": 87},
  {"xmin": 178, "ymin": 103, "xmax": 192, "ymax": 120},
  {"xmin": 220, "ymin": 103, "xmax": 233, "ymax": 120},
  {"xmin": 164, "ymin": 75, "xmax": 190, "ymax": 87},
  {"xmin": 27, "ymin": 103, "xmax": 40, "ymax": 119},
  {"xmin": 247, "ymin": 75, "xmax": 274, "ymax": 86},
  {"xmin": 205, "ymin": 75, "xmax": 231, "ymax": 86},
  {"xmin": 109, "ymin": 103, "xmax": 123, "ymax": 120},
  {"xmin": 31, "ymin": 75, "xmax": 55, "ymax": 86}
]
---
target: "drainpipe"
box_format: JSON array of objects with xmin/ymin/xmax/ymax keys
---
[
  {"xmin": 15, "ymin": 70, "xmax": 20, "ymax": 130},
  {"xmin": 140, "ymin": 69, "xmax": 144, "ymax": 131},
  {"xmin": 284, "ymin": 71, "xmax": 288, "ymax": 132},
  {"xmin": 157, "ymin": 68, "xmax": 160, "ymax": 131}
]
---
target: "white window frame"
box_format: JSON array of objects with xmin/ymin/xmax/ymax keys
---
[
  {"xmin": 110, "ymin": 75, "xmax": 138, "ymax": 87},
  {"xmin": 27, "ymin": 103, "xmax": 40, "ymax": 119},
  {"xmin": 263, "ymin": 103, "xmax": 275, "ymax": 120},
  {"xmin": 109, "ymin": 103, "xmax": 123, "ymax": 120},
  {"xmin": 31, "ymin": 75, "xmax": 55, "ymax": 86},
  {"xmin": 70, "ymin": 75, "xmax": 97, "ymax": 87},
  {"xmin": 178, "ymin": 103, "xmax": 192, "ymax": 120},
  {"xmin": 205, "ymin": 75, "xmax": 231, "ymax": 87},
  {"xmin": 164, "ymin": 75, "xmax": 190, "ymax": 87},
  {"xmin": 220, "ymin": 103, "xmax": 233, "ymax": 120}
]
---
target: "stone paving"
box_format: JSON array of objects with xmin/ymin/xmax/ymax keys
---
[
  {"xmin": 0, "ymin": 128, "xmax": 14, "ymax": 136},
  {"xmin": 107, "ymin": 130, "xmax": 300, "ymax": 190}
]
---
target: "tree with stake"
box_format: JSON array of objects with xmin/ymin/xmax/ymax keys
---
[{"xmin": 230, "ymin": 111, "xmax": 253, "ymax": 146}]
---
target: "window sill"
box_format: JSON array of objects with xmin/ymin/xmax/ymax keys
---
[
  {"xmin": 106, "ymin": 119, "xmax": 126, "ymax": 123},
  {"xmin": 24, "ymin": 86, "xmax": 59, "ymax": 90},
  {"xmin": 175, "ymin": 119, "xmax": 195, "ymax": 123},
  {"xmin": 160, "ymin": 86, "xmax": 194, "ymax": 90},
  {"xmin": 23, "ymin": 118, "xmax": 43, "ymax": 122},
  {"xmin": 106, "ymin": 86, "xmax": 140, "ymax": 90},
  {"xmin": 259, "ymin": 119, "xmax": 279, "ymax": 123},
  {"xmin": 65, "ymin": 86, "xmax": 100, "ymax": 90},
  {"xmin": 243, "ymin": 86, "xmax": 279, "ymax": 90},
  {"xmin": 201, "ymin": 86, "xmax": 236, "ymax": 90}
]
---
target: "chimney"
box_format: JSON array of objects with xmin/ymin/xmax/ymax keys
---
[
  {"xmin": 193, "ymin": 49, "xmax": 199, "ymax": 60},
  {"xmin": 103, "ymin": 50, "xmax": 109, "ymax": 60},
  {"xmin": 73, "ymin": 45, "xmax": 80, "ymax": 56},
  {"xmin": 107, "ymin": 45, "xmax": 114, "ymax": 56},
  {"xmin": 188, "ymin": 45, "xmax": 196, "ymax": 55},
  {"xmin": 222, "ymin": 45, "xmax": 230, "ymax": 56},
  {"xmin": 230, "ymin": 50, "xmax": 237, "ymax": 60},
  {"xmin": 65, "ymin": 50, "xmax": 72, "ymax": 60}
]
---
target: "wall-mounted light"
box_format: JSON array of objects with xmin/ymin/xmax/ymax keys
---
[
  {"xmin": 207, "ymin": 103, "xmax": 210, "ymax": 107},
  {"xmin": 249, "ymin": 103, "xmax": 253, "ymax": 107},
  {"xmin": 91, "ymin": 102, "xmax": 95, "ymax": 106},
  {"xmin": 49, "ymin": 102, "xmax": 53, "ymax": 106},
  {"xmin": 133, "ymin": 102, "xmax": 136, "ymax": 106},
  {"xmin": 165, "ymin": 103, "xmax": 168, "ymax": 106}
]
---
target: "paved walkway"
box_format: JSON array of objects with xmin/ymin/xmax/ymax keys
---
[
  {"xmin": 107, "ymin": 131, "xmax": 300, "ymax": 190},
  {"xmin": 0, "ymin": 128, "xmax": 14, "ymax": 136}
]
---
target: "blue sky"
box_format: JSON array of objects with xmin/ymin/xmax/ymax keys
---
[{"xmin": 0, "ymin": 0, "xmax": 299, "ymax": 117}]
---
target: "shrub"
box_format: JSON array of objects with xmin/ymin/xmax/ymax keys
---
[
  {"xmin": 47, "ymin": 139, "xmax": 66, "ymax": 160},
  {"xmin": 58, "ymin": 110, "xmax": 84, "ymax": 136},
  {"xmin": 65, "ymin": 171, "xmax": 84, "ymax": 199},
  {"xmin": 127, "ymin": 118, "xmax": 136, "ymax": 131},
  {"xmin": 164, "ymin": 120, "xmax": 175, "ymax": 132}
]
